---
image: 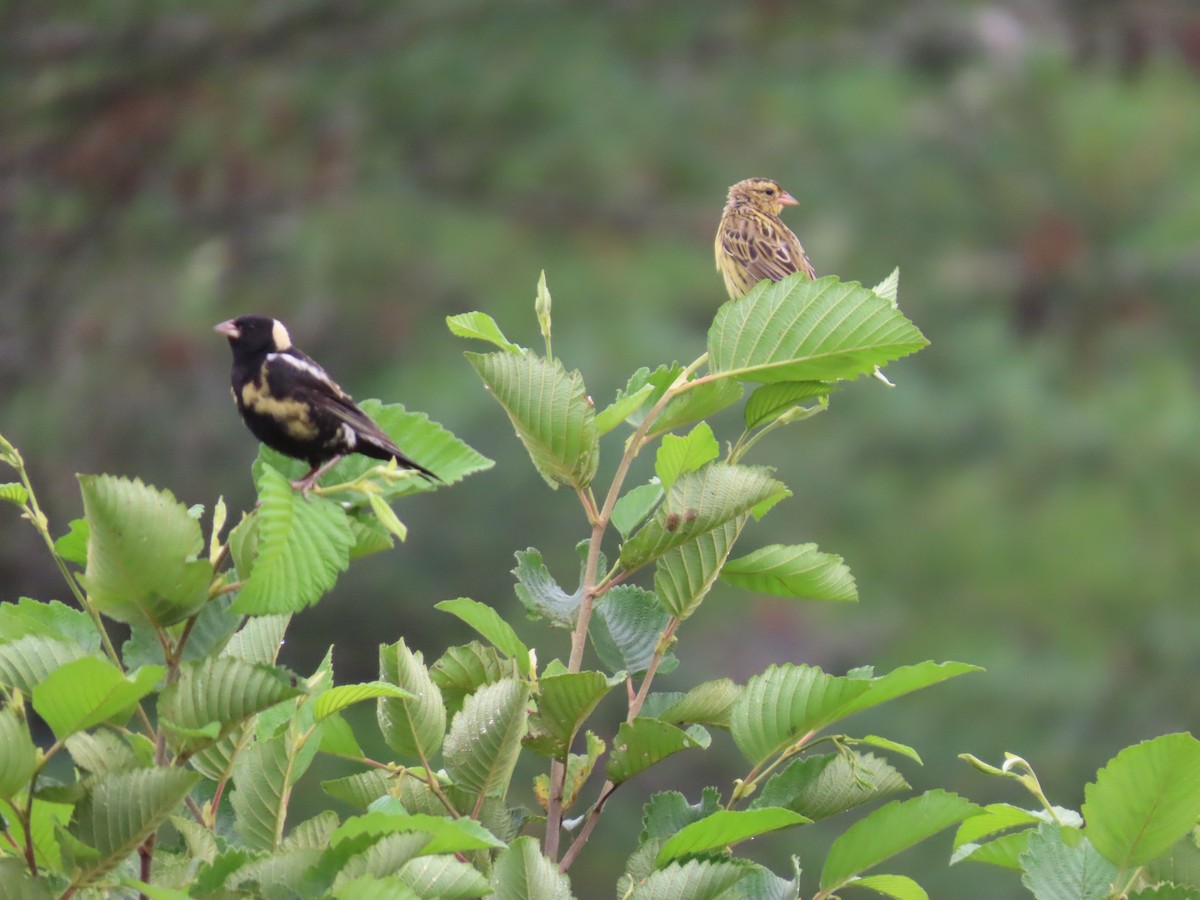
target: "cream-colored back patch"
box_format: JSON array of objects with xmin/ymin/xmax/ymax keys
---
[{"xmin": 241, "ymin": 377, "xmax": 318, "ymax": 438}]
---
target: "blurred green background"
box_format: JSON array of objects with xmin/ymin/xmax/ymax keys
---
[{"xmin": 3, "ymin": 1, "xmax": 1199, "ymax": 895}]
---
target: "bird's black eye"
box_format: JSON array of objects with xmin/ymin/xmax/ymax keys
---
[{"xmin": 764, "ymin": 188, "xmax": 775, "ymax": 195}]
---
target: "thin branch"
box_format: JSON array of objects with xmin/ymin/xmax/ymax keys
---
[
  {"xmin": 627, "ymin": 618, "xmax": 680, "ymax": 722},
  {"xmin": 558, "ymin": 781, "xmax": 618, "ymax": 872},
  {"xmin": 551, "ymin": 357, "xmax": 712, "ymax": 861},
  {"xmin": 566, "ymin": 353, "xmax": 709, "ymax": 673}
]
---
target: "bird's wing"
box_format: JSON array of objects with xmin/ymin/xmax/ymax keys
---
[
  {"xmin": 719, "ymin": 210, "xmax": 815, "ymax": 285},
  {"xmin": 324, "ymin": 396, "xmax": 441, "ymax": 480},
  {"xmin": 324, "ymin": 393, "xmax": 404, "ymax": 455},
  {"xmin": 265, "ymin": 350, "xmax": 387, "ymax": 445},
  {"xmin": 268, "ymin": 350, "xmax": 439, "ymax": 480},
  {"xmin": 269, "ymin": 349, "xmax": 348, "ymax": 399}
]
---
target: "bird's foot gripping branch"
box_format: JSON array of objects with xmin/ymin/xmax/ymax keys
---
[{"xmin": 0, "ymin": 270, "xmax": 986, "ymax": 899}]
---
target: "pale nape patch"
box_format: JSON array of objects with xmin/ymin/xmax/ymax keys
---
[{"xmin": 271, "ymin": 319, "xmax": 292, "ymax": 350}]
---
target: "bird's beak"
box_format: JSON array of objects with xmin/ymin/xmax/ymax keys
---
[
  {"xmin": 778, "ymin": 191, "xmax": 799, "ymax": 206},
  {"xmin": 214, "ymin": 319, "xmax": 240, "ymax": 339}
]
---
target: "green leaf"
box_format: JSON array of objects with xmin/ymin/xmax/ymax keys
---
[
  {"xmin": 333, "ymin": 876, "xmax": 421, "ymax": 900},
  {"xmin": 620, "ymin": 463, "xmax": 788, "ymax": 571},
  {"xmin": 857, "ymin": 735, "xmax": 923, "ymax": 765},
  {"xmin": 284, "ymin": 810, "xmax": 340, "ymax": 850},
  {"xmin": 591, "ymin": 585, "xmax": 673, "ymax": 676},
  {"xmin": 78, "ymin": 474, "xmax": 212, "ymax": 627},
  {"xmin": 431, "ymin": 641, "xmax": 518, "ymax": 720},
  {"xmin": 526, "ymin": 671, "xmax": 619, "ymax": 758},
  {"xmin": 612, "ymin": 483, "xmax": 664, "ymax": 540},
  {"xmin": 1146, "ymin": 833, "xmax": 1200, "ymax": 890},
  {"xmin": 644, "ymin": 679, "xmax": 741, "ymax": 729},
  {"xmin": 348, "ymin": 511, "xmax": 397, "ymax": 559},
  {"xmin": 820, "ymin": 790, "xmax": 979, "ymax": 890},
  {"xmin": 954, "ymin": 830, "xmax": 1034, "ymax": 871},
  {"xmin": 835, "ymin": 661, "xmax": 984, "ymax": 722},
  {"xmin": 535, "ymin": 270, "xmax": 553, "ymax": 347},
  {"xmin": 0, "ymin": 482, "xmax": 28, "ymax": 505},
  {"xmin": 446, "ymin": 311, "xmax": 522, "ymax": 353},
  {"xmin": 54, "ymin": 518, "xmax": 89, "ymax": 566},
  {"xmin": 655, "ymin": 518, "xmax": 745, "ymax": 619},
  {"xmin": 844, "ymin": 874, "xmax": 928, "ymax": 900},
  {"xmin": 656, "ymin": 808, "xmax": 810, "ymax": 865},
  {"xmin": 226, "ymin": 846, "xmax": 321, "ymax": 898},
  {"xmin": 121, "ymin": 879, "xmax": 194, "ymax": 900},
  {"xmin": 1020, "ymin": 824, "xmax": 1118, "ymax": 900},
  {"xmin": 607, "ymin": 718, "xmax": 702, "ymax": 785},
  {"xmin": 65, "ymin": 729, "xmax": 143, "ymax": 776},
  {"xmin": 513, "ymin": 548, "xmax": 581, "ymax": 626},
  {"xmin": 318, "ymin": 712, "xmax": 364, "ymax": 758},
  {"xmin": 611, "ymin": 366, "xmax": 742, "ymax": 441},
  {"xmin": 377, "ymin": 639, "xmax": 446, "ymax": 762},
  {"xmin": 720, "ymin": 543, "xmax": 857, "ymax": 603},
  {"xmin": 952, "ymin": 803, "xmax": 1049, "ymax": 860},
  {"xmin": 4, "ymin": 799, "xmax": 70, "ymax": 874},
  {"xmin": 367, "ymin": 493, "xmax": 407, "ymax": 542},
  {"xmin": 720, "ymin": 863, "xmax": 802, "ymax": 900},
  {"xmin": 466, "ymin": 350, "xmax": 598, "ymax": 490},
  {"xmin": 708, "ymin": 273, "xmax": 928, "ymax": 383},
  {"xmin": 491, "ymin": 835, "xmax": 577, "ymax": 900},
  {"xmin": 223, "ymin": 614, "xmax": 290, "ymax": 664},
  {"xmin": 322, "ymin": 770, "xmax": 392, "ymax": 810},
  {"xmin": 1130, "ymin": 887, "xmax": 1200, "ymax": 900},
  {"xmin": 744, "ymin": 382, "xmax": 831, "ymax": 430},
  {"xmin": 0, "ymin": 708, "xmax": 36, "ymax": 799},
  {"xmin": 315, "ymin": 681, "xmax": 413, "ymax": 723},
  {"xmin": 328, "ymin": 833, "xmax": 435, "ymax": 892},
  {"xmin": 32, "ymin": 658, "xmax": 163, "ymax": 740},
  {"xmin": 231, "ymin": 466, "xmax": 354, "ymax": 614},
  {"xmin": 0, "ymin": 864, "xmax": 49, "ymax": 900},
  {"xmin": 444, "ymin": 678, "xmax": 529, "ymax": 799},
  {"xmin": 629, "ymin": 859, "xmax": 753, "ymax": 900},
  {"xmin": 752, "ymin": 752, "xmax": 909, "ymax": 820},
  {"xmin": 123, "ymin": 595, "xmax": 242, "ymax": 670},
  {"xmin": 1082, "ymin": 733, "xmax": 1200, "ymax": 868},
  {"xmin": 70, "ymin": 768, "xmax": 200, "ymax": 884},
  {"xmin": 649, "ymin": 377, "xmax": 745, "ymax": 439},
  {"xmin": 730, "ymin": 664, "xmax": 872, "ymax": 765},
  {"xmin": 535, "ymin": 731, "xmax": 605, "ymax": 813},
  {"xmin": 596, "ymin": 383, "xmax": 655, "ymax": 436},
  {"xmin": 655, "ymin": 423, "xmax": 720, "ymax": 491},
  {"xmin": 158, "ymin": 657, "xmax": 304, "ymax": 752},
  {"xmin": 343, "ymin": 401, "xmax": 495, "ymax": 490},
  {"xmin": 637, "ymin": 789, "xmax": 724, "ymax": 852},
  {"xmin": 0, "ymin": 636, "xmax": 93, "ymax": 694},
  {"xmin": 435, "ymin": 597, "xmax": 532, "ymax": 677},
  {"xmin": 332, "ymin": 808, "xmax": 504, "ymax": 855},
  {"xmin": 616, "ymin": 365, "xmax": 682, "ymax": 428},
  {"xmin": 0, "ymin": 598, "xmax": 97, "ymax": 648},
  {"xmin": 872, "ymin": 268, "xmax": 900, "ymax": 305},
  {"xmin": 230, "ymin": 735, "xmax": 308, "ymax": 851},
  {"xmin": 399, "ymin": 854, "xmax": 492, "ymax": 899}
]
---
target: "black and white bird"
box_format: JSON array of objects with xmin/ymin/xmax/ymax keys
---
[{"xmin": 215, "ymin": 314, "xmax": 439, "ymax": 492}]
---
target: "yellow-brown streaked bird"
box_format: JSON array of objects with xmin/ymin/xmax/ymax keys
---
[
  {"xmin": 714, "ymin": 177, "xmax": 815, "ymax": 300},
  {"xmin": 215, "ymin": 314, "xmax": 439, "ymax": 492}
]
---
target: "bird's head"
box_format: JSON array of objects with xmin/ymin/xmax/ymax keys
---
[
  {"xmin": 214, "ymin": 315, "xmax": 293, "ymax": 356},
  {"xmin": 727, "ymin": 178, "xmax": 798, "ymax": 216}
]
